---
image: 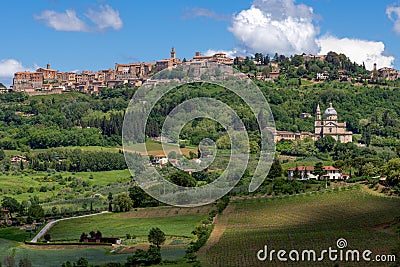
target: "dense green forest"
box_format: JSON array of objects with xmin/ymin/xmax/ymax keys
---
[
  {"xmin": 152, "ymin": 80, "xmax": 400, "ymax": 147},
  {"xmin": 0, "ymin": 89, "xmax": 134, "ymax": 150},
  {"xmin": 1, "ymin": 80, "xmax": 400, "ymax": 152}
]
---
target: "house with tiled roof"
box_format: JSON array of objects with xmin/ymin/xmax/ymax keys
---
[{"xmin": 288, "ymin": 165, "xmax": 345, "ymax": 181}]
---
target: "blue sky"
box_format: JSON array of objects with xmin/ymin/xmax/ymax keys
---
[{"xmin": 1, "ymin": 0, "xmax": 400, "ymax": 86}]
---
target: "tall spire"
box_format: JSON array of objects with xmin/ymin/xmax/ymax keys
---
[
  {"xmin": 316, "ymin": 103, "xmax": 321, "ymax": 121},
  {"xmin": 315, "ymin": 103, "xmax": 322, "ymax": 136}
]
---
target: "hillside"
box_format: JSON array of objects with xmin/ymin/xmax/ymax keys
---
[{"xmin": 198, "ymin": 185, "xmax": 400, "ymax": 266}]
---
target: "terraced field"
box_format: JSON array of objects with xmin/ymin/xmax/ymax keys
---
[{"xmin": 198, "ymin": 186, "xmax": 400, "ymax": 267}]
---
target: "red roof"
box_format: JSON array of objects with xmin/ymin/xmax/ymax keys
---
[
  {"xmin": 288, "ymin": 166, "xmax": 314, "ymax": 171},
  {"xmin": 323, "ymin": 166, "xmax": 341, "ymax": 171},
  {"xmin": 288, "ymin": 166, "xmax": 340, "ymax": 171}
]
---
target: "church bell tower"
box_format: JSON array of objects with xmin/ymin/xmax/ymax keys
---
[
  {"xmin": 170, "ymin": 47, "xmax": 176, "ymax": 59},
  {"xmin": 315, "ymin": 104, "xmax": 322, "ymax": 135}
]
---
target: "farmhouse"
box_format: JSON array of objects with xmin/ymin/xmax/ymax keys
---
[
  {"xmin": 272, "ymin": 130, "xmax": 317, "ymax": 143},
  {"xmin": 152, "ymin": 154, "xmax": 168, "ymax": 165},
  {"xmin": 10, "ymin": 155, "xmax": 27, "ymax": 163},
  {"xmin": 80, "ymin": 231, "xmax": 122, "ymax": 245},
  {"xmin": 287, "ymin": 165, "xmax": 345, "ymax": 180}
]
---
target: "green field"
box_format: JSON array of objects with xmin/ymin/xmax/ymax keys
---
[
  {"xmin": 0, "ymin": 238, "xmax": 186, "ymax": 267},
  {"xmin": 47, "ymin": 206, "xmax": 212, "ymax": 241},
  {"xmin": 0, "ymin": 239, "xmax": 129, "ymax": 267},
  {"xmin": 198, "ymin": 186, "xmax": 400, "ymax": 267},
  {"xmin": 0, "ymin": 227, "xmax": 28, "ymax": 242},
  {"xmin": 0, "ymin": 169, "xmax": 132, "ymax": 203},
  {"xmin": 126, "ymin": 140, "xmax": 197, "ymax": 157},
  {"xmin": 0, "ymin": 205, "xmax": 213, "ymax": 266}
]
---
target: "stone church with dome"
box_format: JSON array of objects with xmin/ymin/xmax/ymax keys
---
[{"xmin": 315, "ymin": 103, "xmax": 353, "ymax": 143}]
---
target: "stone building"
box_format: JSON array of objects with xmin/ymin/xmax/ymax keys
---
[
  {"xmin": 272, "ymin": 130, "xmax": 317, "ymax": 143},
  {"xmin": 315, "ymin": 103, "xmax": 352, "ymax": 143},
  {"xmin": 115, "ymin": 62, "xmax": 154, "ymax": 79},
  {"xmin": 191, "ymin": 52, "xmax": 234, "ymax": 65},
  {"xmin": 155, "ymin": 47, "xmax": 182, "ymax": 71},
  {"xmin": 378, "ymin": 67, "xmax": 399, "ymax": 80},
  {"xmin": 13, "ymin": 71, "xmax": 43, "ymax": 91},
  {"xmin": 36, "ymin": 64, "xmax": 58, "ymax": 81}
]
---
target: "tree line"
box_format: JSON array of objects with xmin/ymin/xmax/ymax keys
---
[
  {"xmin": 27, "ymin": 149, "xmax": 127, "ymax": 172},
  {"xmin": 233, "ymin": 51, "xmax": 369, "ymax": 81}
]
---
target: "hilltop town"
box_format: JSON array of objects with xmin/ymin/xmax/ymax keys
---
[
  {"xmin": 7, "ymin": 48, "xmax": 231, "ymax": 95},
  {"xmin": 1, "ymin": 50, "xmax": 400, "ymax": 266},
  {"xmin": 3, "ymin": 48, "xmax": 400, "ymax": 96}
]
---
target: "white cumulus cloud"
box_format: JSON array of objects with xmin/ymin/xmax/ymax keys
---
[
  {"xmin": 204, "ymin": 49, "xmax": 244, "ymax": 59},
  {"xmin": 229, "ymin": 0, "xmax": 319, "ymax": 55},
  {"xmin": 0, "ymin": 59, "xmax": 37, "ymax": 87},
  {"xmin": 34, "ymin": 9, "xmax": 89, "ymax": 32},
  {"xmin": 318, "ymin": 36, "xmax": 395, "ymax": 70},
  {"xmin": 227, "ymin": 0, "xmax": 395, "ymax": 69},
  {"xmin": 34, "ymin": 5, "xmax": 122, "ymax": 32},
  {"xmin": 85, "ymin": 5, "xmax": 123, "ymax": 30},
  {"xmin": 386, "ymin": 4, "xmax": 400, "ymax": 35}
]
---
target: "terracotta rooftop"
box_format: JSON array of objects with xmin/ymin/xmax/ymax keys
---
[{"xmin": 288, "ymin": 166, "xmax": 341, "ymax": 171}]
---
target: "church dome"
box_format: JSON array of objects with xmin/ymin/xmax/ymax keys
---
[{"xmin": 324, "ymin": 103, "xmax": 337, "ymax": 116}]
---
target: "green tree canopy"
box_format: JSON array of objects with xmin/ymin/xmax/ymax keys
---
[
  {"xmin": 0, "ymin": 149, "xmax": 5, "ymax": 161},
  {"xmin": 267, "ymin": 159, "xmax": 283, "ymax": 178},
  {"xmin": 382, "ymin": 158, "xmax": 400, "ymax": 187},
  {"xmin": 2, "ymin": 197, "xmax": 20, "ymax": 218},
  {"xmin": 114, "ymin": 193, "xmax": 133, "ymax": 212},
  {"xmin": 128, "ymin": 186, "xmax": 147, "ymax": 208},
  {"xmin": 167, "ymin": 170, "xmax": 196, "ymax": 187},
  {"xmin": 315, "ymin": 135, "xmax": 336, "ymax": 152},
  {"xmin": 28, "ymin": 204, "xmax": 44, "ymax": 219},
  {"xmin": 313, "ymin": 162, "xmax": 325, "ymax": 179},
  {"xmin": 148, "ymin": 227, "xmax": 166, "ymax": 249}
]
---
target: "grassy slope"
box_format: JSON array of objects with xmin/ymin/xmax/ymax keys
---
[
  {"xmin": 0, "ymin": 228, "xmax": 28, "ymax": 242},
  {"xmin": 47, "ymin": 205, "xmax": 212, "ymax": 241},
  {"xmin": 1, "ymin": 139, "xmax": 196, "ymax": 202},
  {"xmin": 0, "ymin": 169, "xmax": 132, "ymax": 202},
  {"xmin": 199, "ymin": 186, "xmax": 400, "ymax": 267},
  {"xmin": 0, "ymin": 205, "xmax": 213, "ymax": 266}
]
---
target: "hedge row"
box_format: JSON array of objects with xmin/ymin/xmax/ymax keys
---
[{"xmin": 24, "ymin": 241, "xmax": 112, "ymax": 246}]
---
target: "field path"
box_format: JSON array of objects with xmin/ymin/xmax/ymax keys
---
[
  {"xmin": 198, "ymin": 204, "xmax": 234, "ymax": 255},
  {"xmin": 30, "ymin": 211, "xmax": 109, "ymax": 242}
]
